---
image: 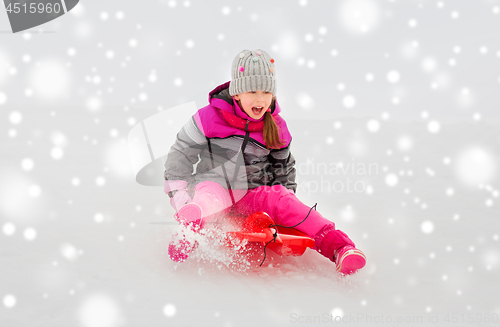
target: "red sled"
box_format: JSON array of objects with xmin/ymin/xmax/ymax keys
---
[{"xmin": 224, "ymin": 211, "xmax": 315, "ymax": 256}]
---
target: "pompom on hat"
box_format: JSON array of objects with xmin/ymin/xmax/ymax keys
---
[{"xmin": 229, "ymin": 49, "xmax": 277, "ymax": 96}]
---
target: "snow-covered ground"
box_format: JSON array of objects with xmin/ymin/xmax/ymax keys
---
[
  {"xmin": 1, "ymin": 1, "xmax": 500, "ymax": 326},
  {"xmin": 2, "ymin": 114, "xmax": 499, "ymax": 327}
]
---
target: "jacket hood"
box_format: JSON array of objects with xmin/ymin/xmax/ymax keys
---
[{"xmin": 208, "ymin": 81, "xmax": 281, "ymax": 122}]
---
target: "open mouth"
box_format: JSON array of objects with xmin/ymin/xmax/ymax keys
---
[{"xmin": 252, "ymin": 107, "xmax": 264, "ymax": 115}]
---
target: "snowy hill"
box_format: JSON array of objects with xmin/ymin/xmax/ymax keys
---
[
  {"xmin": 2, "ymin": 0, "xmax": 500, "ymax": 325},
  {"xmin": 2, "ymin": 115, "xmax": 499, "ymax": 326}
]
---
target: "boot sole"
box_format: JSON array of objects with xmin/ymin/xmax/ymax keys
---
[
  {"xmin": 175, "ymin": 203, "xmax": 203, "ymax": 227},
  {"xmin": 336, "ymin": 249, "xmax": 366, "ymax": 274}
]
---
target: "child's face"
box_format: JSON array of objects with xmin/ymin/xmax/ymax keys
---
[{"xmin": 234, "ymin": 91, "xmax": 273, "ymax": 120}]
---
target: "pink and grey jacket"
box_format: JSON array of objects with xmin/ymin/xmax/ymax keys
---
[{"xmin": 163, "ymin": 81, "xmax": 296, "ymax": 202}]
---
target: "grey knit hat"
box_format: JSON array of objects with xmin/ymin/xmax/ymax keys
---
[{"xmin": 229, "ymin": 49, "xmax": 276, "ymax": 96}]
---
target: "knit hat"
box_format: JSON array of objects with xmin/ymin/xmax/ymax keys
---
[{"xmin": 229, "ymin": 49, "xmax": 277, "ymax": 96}]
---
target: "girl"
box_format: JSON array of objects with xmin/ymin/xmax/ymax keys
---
[{"xmin": 164, "ymin": 49, "xmax": 366, "ymax": 274}]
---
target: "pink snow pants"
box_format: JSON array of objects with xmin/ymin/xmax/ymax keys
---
[{"xmin": 189, "ymin": 181, "xmax": 355, "ymax": 262}]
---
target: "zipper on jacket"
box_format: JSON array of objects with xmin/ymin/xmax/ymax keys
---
[{"xmin": 229, "ymin": 121, "xmax": 251, "ymax": 197}]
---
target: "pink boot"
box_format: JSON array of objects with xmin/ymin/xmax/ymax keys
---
[
  {"xmin": 168, "ymin": 203, "xmax": 203, "ymax": 263},
  {"xmin": 334, "ymin": 245, "xmax": 366, "ymax": 275},
  {"xmin": 174, "ymin": 202, "xmax": 203, "ymax": 228},
  {"xmin": 314, "ymin": 227, "xmax": 366, "ymax": 274}
]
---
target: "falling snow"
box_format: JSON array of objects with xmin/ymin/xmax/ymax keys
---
[
  {"xmin": 3, "ymin": 295, "xmax": 16, "ymax": 308},
  {"xmin": 163, "ymin": 303, "xmax": 177, "ymax": 317},
  {"xmin": 23, "ymin": 228, "xmax": 37, "ymax": 241},
  {"xmin": 2, "ymin": 222, "xmax": 16, "ymax": 236},
  {"xmin": 0, "ymin": 1, "xmax": 499, "ymax": 326},
  {"xmin": 78, "ymin": 294, "xmax": 124, "ymax": 327},
  {"xmin": 0, "ymin": 92, "xmax": 7, "ymax": 105}
]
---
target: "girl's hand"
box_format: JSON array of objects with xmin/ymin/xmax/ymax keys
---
[
  {"xmin": 170, "ymin": 189, "xmax": 192, "ymax": 211},
  {"xmin": 164, "ymin": 180, "xmax": 188, "ymax": 197},
  {"xmin": 165, "ymin": 180, "xmax": 192, "ymax": 210}
]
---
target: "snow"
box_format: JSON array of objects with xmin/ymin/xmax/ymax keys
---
[
  {"xmin": 78, "ymin": 293, "xmax": 124, "ymax": 327},
  {"xmin": 3, "ymin": 294, "xmax": 17, "ymax": 308},
  {"xmin": 23, "ymin": 227, "xmax": 37, "ymax": 241},
  {"xmin": 100, "ymin": 12, "xmax": 110, "ymax": 21},
  {"xmin": 0, "ymin": 92, "xmax": 7, "ymax": 105},
  {"xmin": 422, "ymin": 57, "xmax": 438, "ymax": 72},
  {"xmin": 162, "ymin": 303, "xmax": 176, "ymax": 317},
  {"xmin": 387, "ymin": 71, "xmax": 400, "ymax": 84},
  {"xmin": 421, "ymin": 221, "xmax": 435, "ymax": 234},
  {"xmin": 1, "ymin": 0, "xmax": 500, "ymax": 326},
  {"xmin": 338, "ymin": 0, "xmax": 381, "ymax": 34},
  {"xmin": 29, "ymin": 61, "xmax": 70, "ymax": 99},
  {"xmin": 296, "ymin": 92, "xmax": 314, "ymax": 111},
  {"xmin": 427, "ymin": 120, "xmax": 441, "ymax": 133},
  {"xmin": 21, "ymin": 158, "xmax": 35, "ymax": 171},
  {"xmin": 3, "ymin": 223, "xmax": 16, "ymax": 236},
  {"xmin": 342, "ymin": 94, "xmax": 356, "ymax": 108},
  {"xmin": 366, "ymin": 119, "xmax": 380, "ymax": 132},
  {"xmin": 115, "ymin": 12, "xmax": 125, "ymax": 21},
  {"xmin": 95, "ymin": 176, "xmax": 106, "ymax": 187},
  {"xmin": 454, "ymin": 147, "xmax": 497, "ymax": 187},
  {"xmin": 105, "ymin": 51, "xmax": 115, "ymax": 59},
  {"xmin": 27, "ymin": 184, "xmax": 41, "ymax": 198},
  {"xmin": 86, "ymin": 97, "xmax": 102, "ymax": 112},
  {"xmin": 2, "ymin": 115, "xmax": 499, "ymax": 325},
  {"xmin": 94, "ymin": 213, "xmax": 105, "ymax": 223},
  {"xmin": 385, "ymin": 173, "xmax": 398, "ymax": 187},
  {"xmin": 9, "ymin": 111, "xmax": 22, "ymax": 124},
  {"xmin": 50, "ymin": 147, "xmax": 64, "ymax": 160}
]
